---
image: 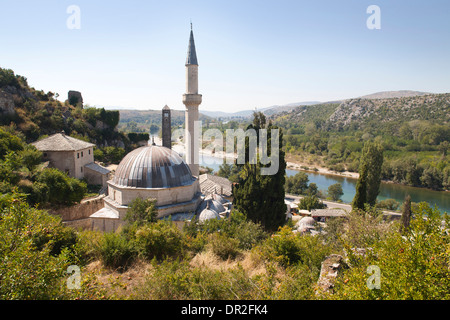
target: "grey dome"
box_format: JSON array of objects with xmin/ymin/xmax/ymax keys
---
[
  {"xmin": 296, "ymin": 217, "xmax": 316, "ymax": 231},
  {"xmin": 198, "ymin": 199, "xmax": 225, "ymax": 215},
  {"xmin": 112, "ymin": 145, "xmax": 194, "ymax": 188},
  {"xmin": 198, "ymin": 208, "xmax": 220, "ymax": 223}
]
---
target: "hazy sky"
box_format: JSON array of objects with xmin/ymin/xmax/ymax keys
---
[{"xmin": 1, "ymin": 0, "xmax": 450, "ymax": 112}]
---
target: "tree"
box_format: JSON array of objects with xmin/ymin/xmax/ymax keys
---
[
  {"xmin": 328, "ymin": 183, "xmax": 344, "ymax": 201},
  {"xmin": 352, "ymin": 141, "xmax": 384, "ymax": 210},
  {"xmin": 35, "ymin": 168, "xmax": 87, "ymax": 205},
  {"xmin": 298, "ymin": 195, "xmax": 325, "ymax": 211},
  {"xmin": 285, "ymin": 172, "xmax": 309, "ymax": 195},
  {"xmin": 400, "ymin": 194, "xmax": 411, "ymax": 233},
  {"xmin": 233, "ymin": 117, "xmax": 286, "ymax": 232},
  {"xmin": 124, "ymin": 197, "xmax": 157, "ymax": 226}
]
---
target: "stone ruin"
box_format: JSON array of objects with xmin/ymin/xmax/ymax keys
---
[{"xmin": 68, "ymin": 90, "xmax": 83, "ymax": 106}]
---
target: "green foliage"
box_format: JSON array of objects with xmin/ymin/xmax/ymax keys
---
[
  {"xmin": 0, "ymin": 68, "xmax": 20, "ymax": 88},
  {"xmin": 35, "ymin": 168, "xmax": 87, "ymax": 205},
  {"xmin": 133, "ymin": 221, "xmax": 185, "ymax": 261},
  {"xmin": 97, "ymin": 232, "xmax": 137, "ymax": 271},
  {"xmin": 206, "ymin": 232, "xmax": 241, "ymax": 260},
  {"xmin": 124, "ymin": 197, "xmax": 157, "ymax": 226},
  {"xmin": 352, "ymin": 141, "xmax": 384, "ymax": 210},
  {"xmin": 257, "ymin": 226, "xmax": 332, "ymax": 268},
  {"xmin": 330, "ymin": 203, "xmax": 450, "ymax": 299},
  {"xmin": 217, "ymin": 160, "xmax": 241, "ymax": 183},
  {"xmin": 376, "ymin": 198, "xmax": 400, "ymax": 211},
  {"xmin": 328, "ymin": 183, "xmax": 344, "ymax": 201},
  {"xmin": 233, "ymin": 120, "xmax": 287, "ymax": 231},
  {"xmin": 94, "ymin": 146, "xmax": 126, "ymax": 164},
  {"xmin": 184, "ymin": 211, "xmax": 268, "ymax": 251},
  {"xmin": 127, "ymin": 132, "xmax": 150, "ymax": 143},
  {"xmin": 0, "ymin": 193, "xmax": 89, "ymax": 299},
  {"xmin": 285, "ymin": 171, "xmax": 309, "ymax": 195},
  {"xmin": 298, "ymin": 195, "xmax": 325, "ymax": 211}
]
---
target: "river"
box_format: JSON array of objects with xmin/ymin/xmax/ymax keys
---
[{"xmin": 199, "ymin": 154, "xmax": 449, "ymax": 214}]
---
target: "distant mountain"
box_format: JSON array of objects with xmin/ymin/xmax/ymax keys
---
[
  {"xmin": 201, "ymin": 101, "xmax": 321, "ymax": 119},
  {"xmin": 358, "ymin": 90, "xmax": 431, "ymax": 100}
]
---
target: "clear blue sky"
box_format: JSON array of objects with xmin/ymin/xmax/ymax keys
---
[{"xmin": 1, "ymin": 0, "xmax": 449, "ymax": 112}]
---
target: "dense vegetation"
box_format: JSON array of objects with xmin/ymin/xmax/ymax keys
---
[
  {"xmin": 2, "ymin": 189, "xmax": 448, "ymax": 300},
  {"xmin": 0, "ymin": 126, "xmax": 87, "ymax": 206}
]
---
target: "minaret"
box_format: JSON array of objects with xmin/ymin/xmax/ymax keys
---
[
  {"xmin": 182, "ymin": 24, "xmax": 202, "ymax": 177},
  {"xmin": 162, "ymin": 105, "xmax": 171, "ymax": 149}
]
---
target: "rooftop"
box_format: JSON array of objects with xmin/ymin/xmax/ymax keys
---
[
  {"xmin": 199, "ymin": 174, "xmax": 232, "ymax": 197},
  {"xmin": 32, "ymin": 132, "xmax": 95, "ymax": 152},
  {"xmin": 310, "ymin": 209, "xmax": 348, "ymax": 218}
]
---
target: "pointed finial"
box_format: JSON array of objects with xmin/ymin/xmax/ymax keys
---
[{"xmin": 190, "ymin": 20, "xmax": 193, "ymax": 30}]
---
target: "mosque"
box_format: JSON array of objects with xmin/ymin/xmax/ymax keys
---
[{"xmin": 90, "ymin": 25, "xmax": 232, "ymax": 232}]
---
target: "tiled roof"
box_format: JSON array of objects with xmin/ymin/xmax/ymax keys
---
[
  {"xmin": 84, "ymin": 162, "xmax": 111, "ymax": 175},
  {"xmin": 310, "ymin": 209, "xmax": 348, "ymax": 217},
  {"xmin": 199, "ymin": 174, "xmax": 232, "ymax": 197},
  {"xmin": 32, "ymin": 133, "xmax": 95, "ymax": 152}
]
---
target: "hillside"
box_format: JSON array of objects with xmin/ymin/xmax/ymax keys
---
[
  {"xmin": 0, "ymin": 67, "xmax": 126, "ymax": 148},
  {"xmin": 271, "ymin": 93, "xmax": 450, "ymax": 131},
  {"xmin": 328, "ymin": 93, "xmax": 450, "ymax": 130},
  {"xmin": 270, "ymin": 93, "xmax": 450, "ymax": 191}
]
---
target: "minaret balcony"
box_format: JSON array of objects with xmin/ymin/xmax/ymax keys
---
[{"xmin": 183, "ymin": 94, "xmax": 202, "ymax": 107}]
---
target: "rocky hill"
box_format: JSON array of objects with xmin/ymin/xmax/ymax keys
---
[
  {"xmin": 270, "ymin": 93, "xmax": 450, "ymax": 132},
  {"xmin": 0, "ymin": 67, "xmax": 126, "ymax": 147},
  {"xmin": 327, "ymin": 93, "xmax": 450, "ymax": 130}
]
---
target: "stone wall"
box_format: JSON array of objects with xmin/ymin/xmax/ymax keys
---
[{"xmin": 49, "ymin": 195, "xmax": 105, "ymax": 223}]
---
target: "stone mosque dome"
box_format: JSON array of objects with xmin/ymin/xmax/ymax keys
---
[
  {"xmin": 112, "ymin": 144, "xmax": 194, "ymax": 189},
  {"xmin": 198, "ymin": 208, "xmax": 221, "ymax": 223}
]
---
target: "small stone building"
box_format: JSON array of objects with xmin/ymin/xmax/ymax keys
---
[{"xmin": 32, "ymin": 132, "xmax": 110, "ymax": 186}]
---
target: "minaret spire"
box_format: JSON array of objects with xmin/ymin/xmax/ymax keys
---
[{"xmin": 186, "ymin": 24, "xmax": 198, "ymax": 66}]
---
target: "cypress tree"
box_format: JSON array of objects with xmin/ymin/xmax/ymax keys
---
[
  {"xmin": 233, "ymin": 117, "xmax": 286, "ymax": 232},
  {"xmin": 400, "ymin": 194, "xmax": 412, "ymax": 233},
  {"xmin": 352, "ymin": 141, "xmax": 384, "ymax": 211}
]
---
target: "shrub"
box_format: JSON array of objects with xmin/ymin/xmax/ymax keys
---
[
  {"xmin": 98, "ymin": 232, "xmax": 136, "ymax": 271},
  {"xmin": 207, "ymin": 233, "xmax": 241, "ymax": 260},
  {"xmin": 298, "ymin": 195, "xmax": 325, "ymax": 211},
  {"xmin": 134, "ymin": 221, "xmax": 184, "ymax": 260},
  {"xmin": 331, "ymin": 203, "xmax": 450, "ymax": 300},
  {"xmin": 257, "ymin": 226, "xmax": 331, "ymax": 268},
  {"xmin": 184, "ymin": 211, "xmax": 267, "ymax": 251},
  {"xmin": 376, "ymin": 198, "xmax": 400, "ymax": 211},
  {"xmin": 0, "ymin": 193, "xmax": 84, "ymax": 299},
  {"xmin": 125, "ymin": 197, "xmax": 157, "ymax": 226},
  {"xmin": 35, "ymin": 168, "xmax": 87, "ymax": 205}
]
